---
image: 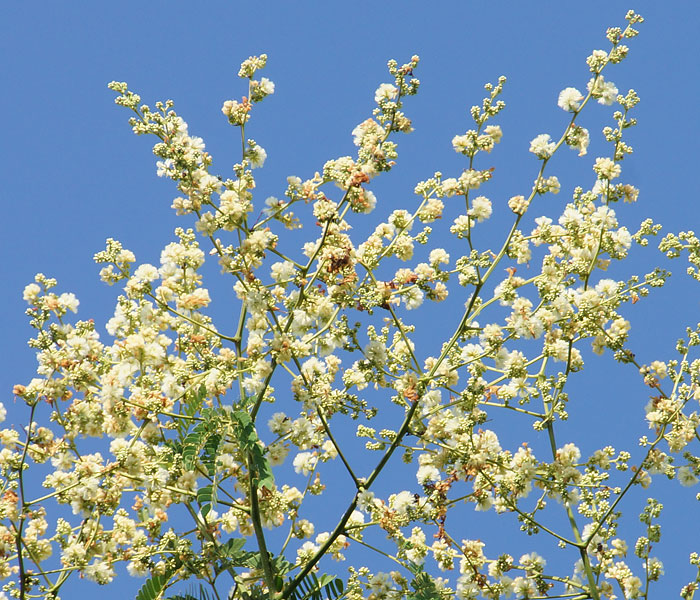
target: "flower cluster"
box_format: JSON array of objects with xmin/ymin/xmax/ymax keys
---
[{"xmin": 8, "ymin": 10, "xmax": 700, "ymax": 600}]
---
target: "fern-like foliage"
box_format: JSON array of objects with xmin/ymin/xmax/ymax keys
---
[
  {"xmin": 288, "ymin": 572, "xmax": 346, "ymax": 600},
  {"xmin": 135, "ymin": 572, "xmax": 172, "ymax": 600},
  {"xmin": 166, "ymin": 583, "xmax": 217, "ymax": 600},
  {"xmin": 181, "ymin": 408, "xmax": 222, "ymax": 472},
  {"xmin": 231, "ymin": 410, "xmax": 274, "ymax": 490},
  {"xmin": 213, "ymin": 537, "xmax": 259, "ymax": 576},
  {"xmin": 179, "ymin": 407, "xmax": 227, "ymax": 517},
  {"xmin": 176, "ymin": 384, "xmax": 208, "ymax": 436},
  {"xmin": 405, "ymin": 562, "xmax": 443, "ymax": 600}
]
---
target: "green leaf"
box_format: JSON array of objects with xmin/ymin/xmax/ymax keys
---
[
  {"xmin": 197, "ymin": 484, "xmax": 215, "ymax": 518},
  {"xmin": 181, "ymin": 407, "xmax": 223, "ymax": 472},
  {"xmin": 253, "ymin": 449, "xmax": 275, "ymax": 491},
  {"xmin": 220, "ymin": 537, "xmax": 246, "ymax": 555},
  {"xmin": 405, "ymin": 562, "xmax": 442, "ymax": 600},
  {"xmin": 212, "ymin": 538, "xmax": 259, "ymax": 574},
  {"xmin": 177, "ymin": 384, "xmax": 207, "ymax": 435},
  {"xmin": 288, "ymin": 572, "xmax": 346, "ymax": 600},
  {"xmin": 167, "ymin": 583, "xmax": 216, "ymax": 600},
  {"xmin": 231, "ymin": 410, "xmax": 275, "ymax": 490},
  {"xmin": 182, "ymin": 422, "xmax": 208, "ymax": 471},
  {"xmin": 201, "ymin": 433, "xmax": 221, "ymax": 476},
  {"xmin": 136, "ymin": 572, "xmax": 170, "ymax": 600},
  {"xmin": 271, "ymin": 553, "xmax": 294, "ymax": 576},
  {"xmin": 231, "ymin": 410, "xmax": 257, "ymax": 449}
]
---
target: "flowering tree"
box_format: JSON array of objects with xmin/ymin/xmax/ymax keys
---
[{"xmin": 4, "ymin": 9, "xmax": 700, "ymax": 600}]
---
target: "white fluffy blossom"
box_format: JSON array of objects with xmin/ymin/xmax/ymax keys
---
[
  {"xmin": 374, "ymin": 83, "xmax": 398, "ymax": 104},
  {"xmin": 588, "ymin": 76, "xmax": 618, "ymax": 105},
  {"xmin": 529, "ymin": 134, "xmax": 556, "ymax": 159},
  {"xmin": 677, "ymin": 466, "xmax": 699, "ymax": 487},
  {"xmin": 469, "ymin": 196, "xmax": 492, "ymax": 222},
  {"xmin": 593, "ymin": 157, "xmax": 621, "ymax": 180},
  {"xmin": 293, "ymin": 452, "xmax": 317, "ymax": 476},
  {"xmin": 558, "ymin": 87, "xmax": 583, "ymax": 112}
]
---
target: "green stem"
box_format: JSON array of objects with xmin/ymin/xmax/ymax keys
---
[
  {"xmin": 315, "ymin": 407, "xmax": 361, "ymax": 488},
  {"xmin": 16, "ymin": 402, "xmax": 37, "ymax": 600},
  {"xmin": 248, "ymin": 453, "xmax": 278, "ymax": 594}
]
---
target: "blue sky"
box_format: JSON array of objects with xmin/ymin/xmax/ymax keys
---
[{"xmin": 2, "ymin": 2, "xmax": 700, "ymax": 598}]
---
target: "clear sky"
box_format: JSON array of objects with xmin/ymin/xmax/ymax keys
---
[{"xmin": 2, "ymin": 2, "xmax": 699, "ymax": 598}]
